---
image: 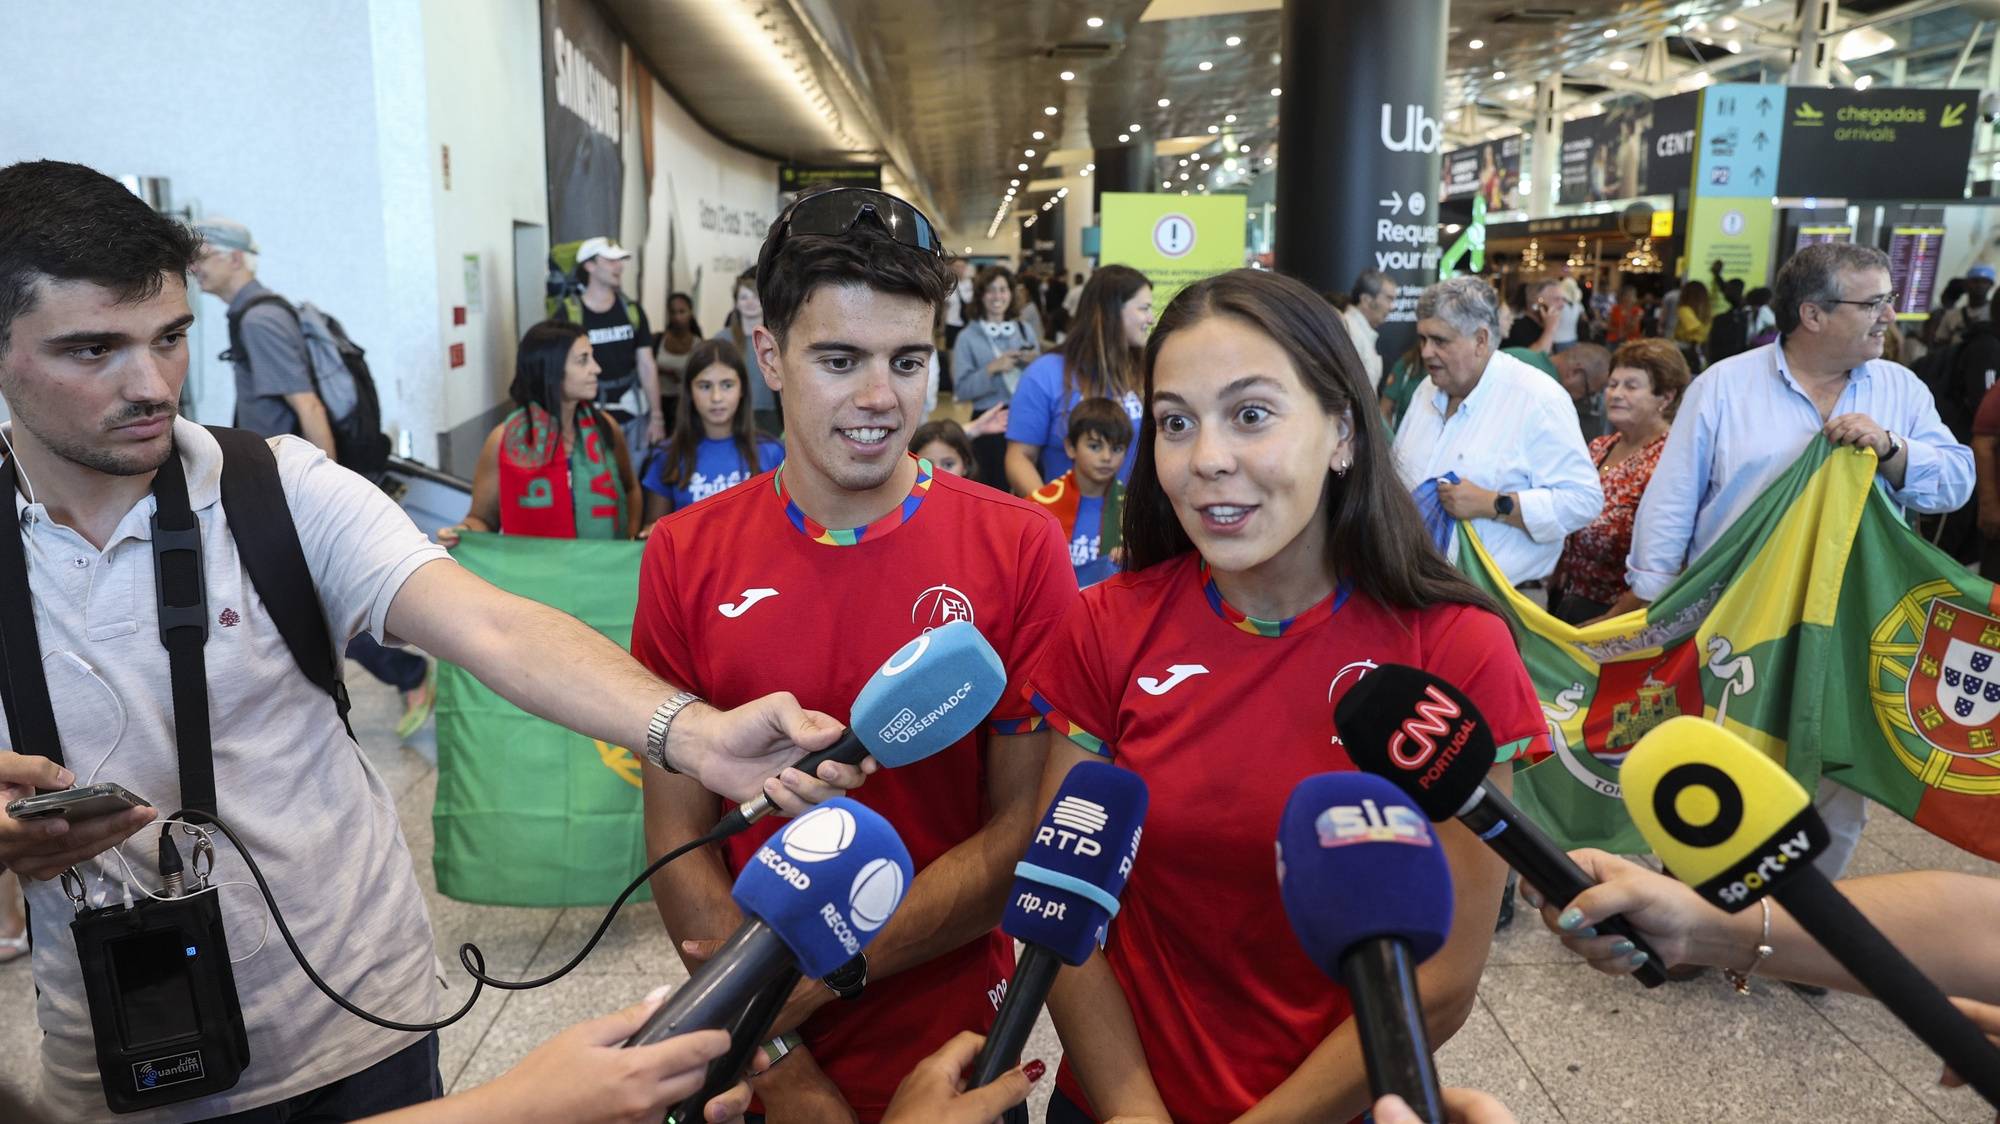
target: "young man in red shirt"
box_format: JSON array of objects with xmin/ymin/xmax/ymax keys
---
[{"xmin": 632, "ymin": 188, "xmax": 1077, "ymax": 1121}]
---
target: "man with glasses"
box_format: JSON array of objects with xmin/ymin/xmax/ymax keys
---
[
  {"xmin": 1621, "ymin": 241, "xmax": 1972, "ymax": 882},
  {"xmin": 634, "ymin": 186, "xmax": 1076, "ymax": 1120}
]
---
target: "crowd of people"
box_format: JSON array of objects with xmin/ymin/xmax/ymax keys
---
[{"xmin": 1, "ymin": 157, "xmax": 1996, "ymax": 1124}]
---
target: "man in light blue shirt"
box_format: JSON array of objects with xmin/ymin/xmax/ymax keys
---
[
  {"xmin": 1622, "ymin": 241, "xmax": 1973, "ymax": 880},
  {"xmin": 1394, "ymin": 276, "xmax": 1604, "ymax": 585}
]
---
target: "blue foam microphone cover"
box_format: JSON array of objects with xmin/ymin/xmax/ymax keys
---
[
  {"xmin": 731, "ymin": 798, "xmax": 916, "ymax": 978},
  {"xmin": 1278, "ymin": 772, "xmax": 1455, "ymax": 976},
  {"xmin": 849, "ymin": 619, "xmax": 1009, "ymax": 767},
  {"xmin": 1003, "ymin": 760, "xmax": 1148, "ymax": 965}
]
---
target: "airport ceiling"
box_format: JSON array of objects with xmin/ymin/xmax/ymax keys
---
[{"xmin": 605, "ymin": 0, "xmax": 1999, "ymax": 240}]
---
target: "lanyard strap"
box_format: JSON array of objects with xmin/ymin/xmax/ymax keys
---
[{"xmin": 0, "ymin": 454, "xmax": 63, "ymax": 769}]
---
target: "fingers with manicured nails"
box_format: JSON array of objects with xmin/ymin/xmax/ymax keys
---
[{"xmin": 681, "ymin": 938, "xmax": 725, "ymax": 964}]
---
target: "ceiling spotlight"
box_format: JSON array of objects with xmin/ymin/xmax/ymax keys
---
[
  {"xmin": 1263, "ymin": 155, "xmax": 1273, "ymax": 165},
  {"xmin": 1085, "ymin": 163, "xmax": 1095, "ymax": 171},
  {"xmin": 1130, "ymin": 123, "xmax": 1142, "ymax": 132},
  {"xmin": 1181, "ymin": 189, "xmax": 1189, "ymax": 196},
  {"xmin": 1118, "ymin": 132, "xmax": 1130, "ymax": 142},
  {"xmin": 1224, "ymin": 157, "xmax": 1236, "ymax": 170},
  {"xmin": 1469, "ymin": 38, "xmax": 1484, "ymax": 50},
  {"xmin": 1009, "ymin": 178, "xmax": 1020, "ymax": 186},
  {"xmin": 1162, "ymin": 180, "xmax": 1173, "ymax": 188},
  {"xmin": 1086, "ymin": 15, "xmax": 1103, "ymax": 28},
  {"xmin": 1081, "ymin": 168, "xmax": 1091, "ymax": 176},
  {"xmin": 1018, "ymin": 162, "xmax": 1029, "ymax": 171},
  {"xmin": 1032, "ymin": 130, "xmax": 1045, "ymax": 140},
  {"xmin": 1158, "ymin": 97, "xmax": 1172, "ymax": 107},
  {"xmin": 1609, "ymin": 59, "xmax": 1628, "ymax": 71},
  {"xmin": 1196, "ymin": 184, "xmax": 1206, "ymax": 191},
  {"xmin": 1239, "ymin": 144, "xmax": 1251, "ymax": 153},
  {"xmin": 1207, "ymin": 125, "xmax": 1220, "ymax": 133},
  {"xmin": 1179, "ymin": 171, "xmax": 1189, "ymax": 180},
  {"xmin": 1225, "ymin": 113, "xmax": 1237, "ymax": 123},
  {"xmin": 1178, "ymin": 158, "xmax": 1188, "ymax": 166},
  {"xmin": 961, "ymin": 246, "xmax": 971, "ymax": 254},
  {"xmin": 1492, "ymin": 70, "xmax": 1506, "ymax": 80},
  {"xmin": 1226, "ymin": 34, "xmax": 1242, "ymax": 46},
  {"xmin": 1024, "ymin": 148, "xmax": 1036, "ymax": 157},
  {"xmin": 1045, "ymin": 105, "xmax": 1059, "ymax": 115},
  {"xmin": 1198, "ymin": 60, "xmax": 1213, "ymax": 71},
  {"xmin": 1200, "ymin": 162, "xmax": 1211, "ymax": 170},
  {"xmin": 1060, "ymin": 70, "xmax": 1075, "ymax": 81},
  {"xmin": 1603, "ymin": 28, "xmax": 1617, "ymax": 38},
  {"xmin": 1719, "ymin": 16, "xmax": 1738, "ymax": 31},
  {"xmin": 1725, "ymin": 39, "xmax": 1740, "ymax": 52},
  {"xmin": 1854, "ymin": 74, "xmax": 1874, "ymax": 90},
  {"xmin": 1270, "ymin": 86, "xmax": 1281, "ymax": 97}
]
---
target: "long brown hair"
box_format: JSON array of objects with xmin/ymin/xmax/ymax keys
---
[
  {"xmin": 970, "ymin": 264, "xmax": 1019, "ymax": 322},
  {"xmin": 1060, "ymin": 264, "xmax": 1150, "ymax": 403},
  {"xmin": 1123, "ymin": 269, "xmax": 1497, "ymax": 615},
  {"xmin": 659, "ymin": 339, "xmax": 772, "ymax": 493}
]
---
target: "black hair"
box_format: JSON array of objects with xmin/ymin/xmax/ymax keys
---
[
  {"xmin": 1067, "ymin": 395, "xmax": 1133, "ymax": 449},
  {"xmin": 754, "ymin": 188, "xmax": 954, "ymax": 345},
  {"xmin": 660, "ymin": 338, "xmax": 772, "ymax": 490},
  {"xmin": 0, "ymin": 160, "xmax": 202, "ymax": 356},
  {"xmin": 666, "ymin": 291, "xmax": 703, "ymax": 338},
  {"xmin": 508, "ymin": 320, "xmax": 601, "ymax": 447}
]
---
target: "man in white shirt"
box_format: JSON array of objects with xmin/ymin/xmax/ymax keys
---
[
  {"xmin": 1394, "ymin": 276, "xmax": 1604, "ymax": 585},
  {"xmin": 0, "ymin": 160, "xmax": 866, "ymax": 1123},
  {"xmin": 1341, "ymin": 269, "xmax": 1399, "ymax": 391}
]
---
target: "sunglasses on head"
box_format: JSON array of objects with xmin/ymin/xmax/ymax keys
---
[{"xmin": 755, "ymin": 188, "xmax": 944, "ymax": 296}]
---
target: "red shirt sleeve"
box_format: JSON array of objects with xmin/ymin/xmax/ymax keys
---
[
  {"xmin": 1975, "ymin": 380, "xmax": 2000, "ymax": 438},
  {"xmin": 631, "ymin": 527, "xmax": 702, "ymax": 694},
  {"xmin": 989, "ymin": 509, "xmax": 1082, "ymax": 734},
  {"xmin": 1427, "ymin": 604, "xmax": 1546, "ymax": 763},
  {"xmin": 1021, "ymin": 588, "xmax": 1119, "ymax": 757}
]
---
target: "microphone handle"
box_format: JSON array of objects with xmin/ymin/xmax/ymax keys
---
[
  {"xmin": 670, "ymin": 966, "xmax": 803, "ymax": 1124},
  {"xmin": 970, "ymin": 944, "xmax": 1064, "ymax": 1088},
  {"xmin": 1458, "ymin": 784, "xmax": 1669, "ymax": 988},
  {"xmin": 1775, "ymin": 869, "xmax": 2000, "ymax": 1109},
  {"xmin": 624, "ymin": 918, "xmax": 798, "ymax": 1047},
  {"xmin": 1340, "ymin": 937, "xmax": 1445, "ymax": 1123},
  {"xmin": 720, "ymin": 728, "xmax": 870, "ymax": 835}
]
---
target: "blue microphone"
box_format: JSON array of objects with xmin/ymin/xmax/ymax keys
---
[
  {"xmin": 719, "ymin": 619, "xmax": 1007, "ymax": 833},
  {"xmin": 627, "ymin": 798, "xmax": 914, "ymax": 1048},
  {"xmin": 970, "ymin": 760, "xmax": 1148, "ymax": 1089},
  {"xmin": 1278, "ymin": 773, "xmax": 1452, "ymax": 1124}
]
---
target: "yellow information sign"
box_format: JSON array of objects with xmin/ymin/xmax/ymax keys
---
[
  {"xmin": 1098, "ymin": 193, "xmax": 1248, "ymax": 313},
  {"xmin": 1686, "ymin": 195, "xmax": 1775, "ymax": 290}
]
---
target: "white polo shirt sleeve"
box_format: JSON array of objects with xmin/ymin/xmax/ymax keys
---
[{"xmin": 271, "ymin": 436, "xmax": 450, "ymax": 646}]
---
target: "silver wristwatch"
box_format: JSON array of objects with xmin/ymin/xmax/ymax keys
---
[{"xmin": 644, "ymin": 691, "xmax": 702, "ymax": 774}]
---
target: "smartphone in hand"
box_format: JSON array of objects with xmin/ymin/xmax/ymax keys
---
[{"xmin": 7, "ymin": 782, "xmax": 151, "ymax": 822}]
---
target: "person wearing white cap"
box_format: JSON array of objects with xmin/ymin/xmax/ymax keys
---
[{"xmin": 558, "ymin": 236, "xmax": 663, "ymax": 459}]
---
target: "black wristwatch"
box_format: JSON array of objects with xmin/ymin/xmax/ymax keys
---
[
  {"xmin": 1493, "ymin": 492, "xmax": 1516, "ymax": 518},
  {"xmin": 822, "ymin": 953, "xmax": 867, "ymax": 1000}
]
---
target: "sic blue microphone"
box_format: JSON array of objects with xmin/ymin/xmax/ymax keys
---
[
  {"xmin": 971, "ymin": 760, "xmax": 1149, "ymax": 1089},
  {"xmin": 1279, "ymin": 772, "xmax": 1452, "ymax": 1124},
  {"xmin": 720, "ymin": 619, "xmax": 1008, "ymax": 833},
  {"xmin": 627, "ymin": 798, "xmax": 914, "ymax": 1048}
]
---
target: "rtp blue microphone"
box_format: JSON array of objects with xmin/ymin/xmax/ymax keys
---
[
  {"xmin": 627, "ymin": 798, "xmax": 914, "ymax": 1048},
  {"xmin": 721, "ymin": 619, "xmax": 1007, "ymax": 833},
  {"xmin": 970, "ymin": 760, "xmax": 1149, "ymax": 1090},
  {"xmin": 1278, "ymin": 772, "xmax": 1452, "ymax": 1124}
]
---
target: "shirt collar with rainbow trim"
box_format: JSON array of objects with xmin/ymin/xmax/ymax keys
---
[
  {"xmin": 774, "ymin": 455, "xmax": 934, "ymax": 546},
  {"xmin": 1198, "ymin": 558, "xmax": 1349, "ymax": 638}
]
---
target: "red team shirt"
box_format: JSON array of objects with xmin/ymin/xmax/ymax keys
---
[
  {"xmin": 1026, "ymin": 552, "xmax": 1544, "ymax": 1123},
  {"xmin": 630, "ymin": 456, "xmax": 1077, "ymax": 1121}
]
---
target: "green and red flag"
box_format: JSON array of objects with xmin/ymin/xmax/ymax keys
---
[
  {"xmin": 1455, "ymin": 438, "xmax": 2000, "ymax": 860},
  {"xmin": 432, "ymin": 531, "xmax": 653, "ymax": 906}
]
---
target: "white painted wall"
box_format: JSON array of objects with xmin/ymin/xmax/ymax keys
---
[{"xmin": 642, "ymin": 83, "xmax": 780, "ymax": 341}]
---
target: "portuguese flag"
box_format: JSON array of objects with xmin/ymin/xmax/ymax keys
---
[
  {"xmin": 1454, "ymin": 438, "xmax": 2000, "ymax": 861},
  {"xmin": 432, "ymin": 532, "xmax": 654, "ymax": 906}
]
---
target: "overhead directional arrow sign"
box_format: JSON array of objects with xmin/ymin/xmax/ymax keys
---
[
  {"xmin": 1378, "ymin": 191, "xmax": 1406, "ymax": 215},
  {"xmin": 1943, "ymin": 102, "xmax": 1968, "ymax": 128}
]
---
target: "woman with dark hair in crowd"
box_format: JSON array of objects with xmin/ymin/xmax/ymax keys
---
[
  {"xmin": 1024, "ymin": 268, "xmax": 1538, "ymax": 1123},
  {"xmin": 716, "ymin": 268, "xmax": 781, "ymax": 434},
  {"xmin": 640, "ymin": 338, "xmax": 784, "ymax": 524},
  {"xmin": 655, "ymin": 291, "xmax": 702, "ymax": 383},
  {"xmin": 1004, "ymin": 264, "xmax": 1153, "ymax": 495},
  {"xmin": 441, "ymin": 320, "xmax": 641, "ymax": 543},
  {"xmin": 1548, "ymin": 338, "xmax": 1689, "ymax": 624}
]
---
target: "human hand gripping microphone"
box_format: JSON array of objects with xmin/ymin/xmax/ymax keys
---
[
  {"xmin": 1623, "ymin": 717, "xmax": 2000, "ymax": 1109},
  {"xmin": 1279, "ymin": 772, "xmax": 1454, "ymax": 1123},
  {"xmin": 714, "ymin": 619, "xmax": 1007, "ymax": 837},
  {"xmin": 969, "ymin": 760, "xmax": 1149, "ymax": 1090},
  {"xmin": 1334, "ymin": 664, "xmax": 1670, "ymax": 988}
]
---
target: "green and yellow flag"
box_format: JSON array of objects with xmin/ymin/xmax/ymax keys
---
[
  {"xmin": 1458, "ymin": 438, "xmax": 2000, "ymax": 861},
  {"xmin": 432, "ymin": 532, "xmax": 653, "ymax": 906}
]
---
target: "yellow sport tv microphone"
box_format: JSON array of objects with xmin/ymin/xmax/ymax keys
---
[{"xmin": 1623, "ymin": 717, "xmax": 2000, "ymax": 1109}]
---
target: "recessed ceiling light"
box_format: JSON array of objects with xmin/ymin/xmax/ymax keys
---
[
  {"xmin": 1493, "ymin": 70, "xmax": 1507, "ymax": 80},
  {"xmin": 1118, "ymin": 133, "xmax": 1130, "ymax": 142},
  {"xmin": 1060, "ymin": 70, "xmax": 1075, "ymax": 81},
  {"xmin": 1086, "ymin": 16, "xmax": 1103, "ymax": 28},
  {"xmin": 1603, "ymin": 28, "xmax": 1617, "ymax": 38},
  {"xmin": 1180, "ymin": 189, "xmax": 1189, "ymax": 196},
  {"xmin": 1239, "ymin": 144, "xmax": 1250, "ymax": 153},
  {"xmin": 1158, "ymin": 97, "xmax": 1172, "ymax": 107},
  {"xmin": 1226, "ymin": 35, "xmax": 1242, "ymax": 47},
  {"xmin": 1179, "ymin": 171, "xmax": 1189, "ymax": 180},
  {"xmin": 1010, "ymin": 178, "xmax": 1020, "ymax": 186},
  {"xmin": 1263, "ymin": 155, "xmax": 1273, "ymax": 165},
  {"xmin": 1725, "ymin": 39, "xmax": 1740, "ymax": 52},
  {"xmin": 1162, "ymin": 180, "xmax": 1172, "ymax": 188},
  {"xmin": 1179, "ymin": 158, "xmax": 1188, "ymax": 166},
  {"xmin": 1200, "ymin": 163, "xmax": 1211, "ymax": 170},
  {"xmin": 1469, "ymin": 38, "xmax": 1484, "ymax": 50},
  {"xmin": 1044, "ymin": 105, "xmax": 1059, "ymax": 116},
  {"xmin": 1270, "ymin": 87, "xmax": 1281, "ymax": 97},
  {"xmin": 1130, "ymin": 123, "xmax": 1142, "ymax": 132},
  {"xmin": 961, "ymin": 246, "xmax": 971, "ymax": 253},
  {"xmin": 1018, "ymin": 162, "xmax": 1029, "ymax": 171},
  {"xmin": 1025, "ymin": 148, "xmax": 1036, "ymax": 157},
  {"xmin": 1225, "ymin": 113, "xmax": 1237, "ymax": 123},
  {"xmin": 1207, "ymin": 125, "xmax": 1220, "ymax": 134},
  {"xmin": 1198, "ymin": 60, "xmax": 1213, "ymax": 71},
  {"xmin": 1719, "ymin": 16, "xmax": 1738, "ymax": 31},
  {"xmin": 1609, "ymin": 59, "xmax": 1628, "ymax": 71},
  {"xmin": 1197, "ymin": 184, "xmax": 1206, "ymax": 191},
  {"xmin": 1032, "ymin": 130, "xmax": 1045, "ymax": 140}
]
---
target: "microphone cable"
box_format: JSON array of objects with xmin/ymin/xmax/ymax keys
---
[{"xmin": 199, "ymin": 813, "xmax": 735, "ymax": 1032}]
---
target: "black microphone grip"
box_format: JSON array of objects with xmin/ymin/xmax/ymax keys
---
[
  {"xmin": 1457, "ymin": 785, "xmax": 1670, "ymax": 988},
  {"xmin": 970, "ymin": 944, "xmax": 1063, "ymax": 1088},
  {"xmin": 1776, "ymin": 869, "xmax": 2000, "ymax": 1108},
  {"xmin": 718, "ymin": 729, "xmax": 869, "ymax": 835},
  {"xmin": 624, "ymin": 921, "xmax": 797, "ymax": 1047},
  {"xmin": 1341, "ymin": 938, "xmax": 1445, "ymax": 1123},
  {"xmin": 669, "ymin": 966, "xmax": 802, "ymax": 1124}
]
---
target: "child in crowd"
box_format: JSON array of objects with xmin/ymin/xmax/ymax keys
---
[
  {"xmin": 1030, "ymin": 396, "xmax": 1130, "ymax": 587},
  {"xmin": 641, "ymin": 338, "xmax": 784, "ymax": 525},
  {"xmin": 911, "ymin": 418, "xmax": 979, "ymax": 478}
]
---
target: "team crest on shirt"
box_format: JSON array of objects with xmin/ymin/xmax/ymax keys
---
[{"xmin": 912, "ymin": 583, "xmax": 975, "ymax": 631}]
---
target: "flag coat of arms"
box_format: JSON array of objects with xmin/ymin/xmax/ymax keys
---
[{"xmin": 1444, "ymin": 438, "xmax": 2000, "ymax": 860}]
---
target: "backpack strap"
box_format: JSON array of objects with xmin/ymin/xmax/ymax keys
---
[
  {"xmin": 206, "ymin": 427, "xmax": 354, "ymax": 741},
  {"xmin": 0, "ymin": 454, "xmax": 63, "ymax": 768}
]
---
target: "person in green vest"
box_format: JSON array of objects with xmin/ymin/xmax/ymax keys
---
[{"xmin": 440, "ymin": 321, "xmax": 640, "ymax": 543}]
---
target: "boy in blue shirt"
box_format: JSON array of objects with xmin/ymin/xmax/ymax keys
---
[{"xmin": 1029, "ymin": 396, "xmax": 1130, "ymax": 587}]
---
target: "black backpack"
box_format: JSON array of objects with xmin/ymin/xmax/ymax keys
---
[
  {"xmin": 1707, "ymin": 306, "xmax": 1753, "ymax": 364},
  {"xmin": 227, "ymin": 295, "xmax": 392, "ymax": 482}
]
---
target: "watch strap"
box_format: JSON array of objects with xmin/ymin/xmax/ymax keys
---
[{"xmin": 645, "ymin": 691, "xmax": 701, "ymax": 774}]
